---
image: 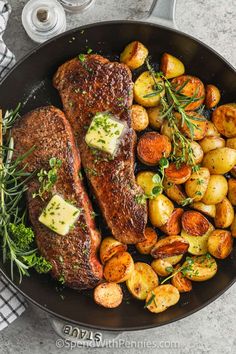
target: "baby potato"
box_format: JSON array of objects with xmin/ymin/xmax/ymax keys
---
[
  {"xmin": 137, "ymin": 132, "xmax": 172, "ymax": 166},
  {"xmin": 226, "ymin": 137, "xmax": 236, "ymax": 150},
  {"xmin": 180, "ymin": 111, "xmax": 207, "ymax": 140},
  {"xmin": 165, "ymin": 163, "xmax": 191, "ymax": 184},
  {"xmin": 182, "ymin": 210, "xmax": 209, "ymax": 236},
  {"xmin": 94, "ymin": 282, "xmax": 123, "ymax": 308},
  {"xmin": 171, "ymin": 75, "xmax": 205, "ymax": 111},
  {"xmin": 202, "ymin": 175, "xmax": 228, "ymax": 205},
  {"xmin": 212, "ymin": 103, "xmax": 236, "ymax": 138},
  {"xmin": 160, "ymin": 53, "xmax": 185, "ymax": 79},
  {"xmin": 185, "ymin": 167, "xmax": 210, "ymax": 202},
  {"xmin": 214, "ymin": 198, "xmax": 234, "ymax": 228},
  {"xmin": 147, "ymin": 105, "xmax": 164, "ymax": 130},
  {"xmin": 136, "ymin": 227, "xmax": 158, "ymax": 254},
  {"xmin": 205, "ymin": 121, "xmax": 220, "ymax": 137},
  {"xmin": 202, "ymin": 147, "xmax": 236, "ymax": 174},
  {"xmin": 204, "ymin": 84, "xmax": 221, "ymax": 109},
  {"xmin": 151, "ymin": 255, "xmax": 183, "ymax": 277},
  {"xmin": 159, "ymin": 208, "xmax": 184, "ymax": 235},
  {"xmin": 120, "ymin": 41, "xmax": 148, "ymax": 70},
  {"xmin": 131, "ymin": 105, "xmax": 149, "ymax": 131},
  {"xmin": 149, "ymin": 194, "xmax": 174, "ymax": 227},
  {"xmin": 208, "ymin": 230, "xmax": 233, "ymax": 259},
  {"xmin": 199, "ymin": 136, "xmax": 225, "ymax": 154},
  {"xmin": 160, "ymin": 119, "xmax": 175, "ymax": 140},
  {"xmin": 171, "ymin": 265, "xmax": 192, "ymax": 293},
  {"xmin": 136, "ymin": 171, "xmax": 160, "ymax": 196},
  {"xmin": 151, "ymin": 235, "xmax": 189, "ymax": 259},
  {"xmin": 182, "ymin": 255, "xmax": 217, "ymax": 281},
  {"xmin": 126, "ymin": 262, "xmax": 159, "ymax": 300},
  {"xmin": 230, "ymin": 215, "xmax": 236, "ymax": 237},
  {"xmin": 134, "ymin": 71, "xmax": 165, "ymax": 107},
  {"xmin": 190, "ymin": 201, "xmax": 216, "ymax": 218},
  {"xmin": 181, "ymin": 223, "xmax": 214, "ymax": 256},
  {"xmin": 145, "ymin": 285, "xmax": 180, "ymax": 313},
  {"xmin": 190, "ymin": 141, "xmax": 204, "ymax": 164},
  {"xmin": 100, "ymin": 237, "xmax": 127, "ymax": 264},
  {"xmin": 163, "ymin": 179, "xmax": 187, "ymax": 205},
  {"xmin": 104, "ymin": 251, "xmax": 134, "ymax": 283},
  {"xmin": 228, "ymin": 178, "xmax": 236, "ymax": 206}
]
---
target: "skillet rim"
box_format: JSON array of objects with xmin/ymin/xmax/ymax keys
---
[{"xmin": 0, "ymin": 19, "xmax": 235, "ymax": 331}]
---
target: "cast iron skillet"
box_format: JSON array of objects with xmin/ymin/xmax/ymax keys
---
[{"xmin": 0, "ymin": 20, "xmax": 236, "ymax": 331}]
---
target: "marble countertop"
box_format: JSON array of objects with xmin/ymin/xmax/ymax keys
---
[{"xmin": 1, "ymin": 0, "xmax": 236, "ymax": 353}]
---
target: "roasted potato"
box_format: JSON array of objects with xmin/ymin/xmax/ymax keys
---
[
  {"xmin": 228, "ymin": 178, "xmax": 236, "ymax": 206},
  {"xmin": 212, "ymin": 103, "xmax": 236, "ymax": 138},
  {"xmin": 145, "ymin": 285, "xmax": 180, "ymax": 313},
  {"xmin": 163, "ymin": 179, "xmax": 187, "ymax": 205},
  {"xmin": 205, "ymin": 121, "xmax": 220, "ymax": 137},
  {"xmin": 171, "ymin": 265, "xmax": 192, "ymax": 292},
  {"xmin": 120, "ymin": 41, "xmax": 148, "ymax": 70},
  {"xmin": 104, "ymin": 251, "xmax": 134, "ymax": 283},
  {"xmin": 190, "ymin": 141, "xmax": 204, "ymax": 164},
  {"xmin": 202, "ymin": 147, "xmax": 236, "ymax": 174},
  {"xmin": 151, "ymin": 255, "xmax": 183, "ymax": 276},
  {"xmin": 94, "ymin": 282, "xmax": 123, "ymax": 308},
  {"xmin": 147, "ymin": 105, "xmax": 164, "ymax": 130},
  {"xmin": 231, "ymin": 165, "xmax": 236, "ymax": 178},
  {"xmin": 214, "ymin": 198, "xmax": 234, "ymax": 228},
  {"xmin": 201, "ymin": 175, "xmax": 228, "ymax": 205},
  {"xmin": 134, "ymin": 71, "xmax": 165, "ymax": 107},
  {"xmin": 136, "ymin": 227, "xmax": 158, "ymax": 254},
  {"xmin": 180, "ymin": 111, "xmax": 207, "ymax": 140},
  {"xmin": 231, "ymin": 215, "xmax": 236, "ymax": 237},
  {"xmin": 208, "ymin": 230, "xmax": 233, "ymax": 259},
  {"xmin": 182, "ymin": 255, "xmax": 217, "ymax": 281},
  {"xmin": 100, "ymin": 237, "xmax": 127, "ymax": 264},
  {"xmin": 151, "ymin": 235, "xmax": 189, "ymax": 259},
  {"xmin": 159, "ymin": 208, "xmax": 184, "ymax": 235},
  {"xmin": 204, "ymin": 84, "xmax": 221, "ymax": 109},
  {"xmin": 199, "ymin": 136, "xmax": 225, "ymax": 154},
  {"xmin": 136, "ymin": 171, "xmax": 161, "ymax": 197},
  {"xmin": 226, "ymin": 137, "xmax": 236, "ymax": 150},
  {"xmin": 126, "ymin": 262, "xmax": 159, "ymax": 300},
  {"xmin": 185, "ymin": 167, "xmax": 210, "ymax": 202},
  {"xmin": 164, "ymin": 163, "xmax": 191, "ymax": 185},
  {"xmin": 171, "ymin": 75, "xmax": 205, "ymax": 111},
  {"xmin": 131, "ymin": 105, "xmax": 149, "ymax": 131},
  {"xmin": 160, "ymin": 119, "xmax": 175, "ymax": 140},
  {"xmin": 137, "ymin": 132, "xmax": 171, "ymax": 166},
  {"xmin": 160, "ymin": 53, "xmax": 185, "ymax": 79},
  {"xmin": 190, "ymin": 201, "xmax": 216, "ymax": 218},
  {"xmin": 181, "ymin": 223, "xmax": 214, "ymax": 256},
  {"xmin": 149, "ymin": 194, "xmax": 174, "ymax": 227},
  {"xmin": 181, "ymin": 210, "xmax": 209, "ymax": 236}
]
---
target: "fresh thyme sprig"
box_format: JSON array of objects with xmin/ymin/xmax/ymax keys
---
[{"xmin": 161, "ymin": 256, "xmax": 195, "ymax": 284}]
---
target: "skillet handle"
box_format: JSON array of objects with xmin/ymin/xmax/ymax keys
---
[{"xmin": 147, "ymin": 0, "xmax": 177, "ymax": 28}]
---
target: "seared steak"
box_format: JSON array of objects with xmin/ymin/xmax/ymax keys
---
[
  {"xmin": 12, "ymin": 106, "xmax": 103, "ymax": 289},
  {"xmin": 54, "ymin": 54, "xmax": 147, "ymax": 244}
]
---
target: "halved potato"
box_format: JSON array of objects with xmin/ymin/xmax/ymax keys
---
[
  {"xmin": 201, "ymin": 175, "xmax": 228, "ymax": 205},
  {"xmin": 231, "ymin": 215, "xmax": 236, "ymax": 238},
  {"xmin": 181, "ymin": 211, "xmax": 209, "ymax": 236},
  {"xmin": 100, "ymin": 237, "xmax": 127, "ymax": 264},
  {"xmin": 147, "ymin": 105, "xmax": 164, "ymax": 130},
  {"xmin": 164, "ymin": 163, "xmax": 191, "ymax": 184},
  {"xmin": 94, "ymin": 282, "xmax": 123, "ymax": 308},
  {"xmin": 181, "ymin": 223, "xmax": 214, "ymax": 256},
  {"xmin": 190, "ymin": 201, "xmax": 216, "ymax": 218},
  {"xmin": 159, "ymin": 208, "xmax": 184, "ymax": 235},
  {"xmin": 126, "ymin": 262, "xmax": 159, "ymax": 300},
  {"xmin": 104, "ymin": 251, "xmax": 134, "ymax": 283},
  {"xmin": 185, "ymin": 167, "xmax": 210, "ymax": 202},
  {"xmin": 208, "ymin": 230, "xmax": 233, "ymax": 259},
  {"xmin": 145, "ymin": 285, "xmax": 180, "ymax": 313},
  {"xmin": 136, "ymin": 227, "xmax": 158, "ymax": 255},
  {"xmin": 204, "ymin": 84, "xmax": 221, "ymax": 109},
  {"xmin": 202, "ymin": 147, "xmax": 236, "ymax": 174},
  {"xmin": 151, "ymin": 235, "xmax": 189, "ymax": 259},
  {"xmin": 120, "ymin": 41, "xmax": 148, "ymax": 70},
  {"xmin": 136, "ymin": 171, "xmax": 160, "ymax": 197},
  {"xmin": 214, "ymin": 198, "xmax": 234, "ymax": 228},
  {"xmin": 180, "ymin": 112, "xmax": 207, "ymax": 140},
  {"xmin": 149, "ymin": 194, "xmax": 174, "ymax": 227},
  {"xmin": 190, "ymin": 141, "xmax": 204, "ymax": 164},
  {"xmin": 228, "ymin": 178, "xmax": 236, "ymax": 206},
  {"xmin": 182, "ymin": 255, "xmax": 217, "ymax": 281},
  {"xmin": 151, "ymin": 255, "xmax": 183, "ymax": 277},
  {"xmin": 212, "ymin": 103, "xmax": 236, "ymax": 138},
  {"xmin": 160, "ymin": 53, "xmax": 185, "ymax": 79},
  {"xmin": 134, "ymin": 71, "xmax": 165, "ymax": 107},
  {"xmin": 163, "ymin": 179, "xmax": 187, "ymax": 205},
  {"xmin": 205, "ymin": 121, "xmax": 220, "ymax": 137},
  {"xmin": 160, "ymin": 119, "xmax": 175, "ymax": 140},
  {"xmin": 131, "ymin": 104, "xmax": 149, "ymax": 131},
  {"xmin": 199, "ymin": 136, "xmax": 225, "ymax": 154},
  {"xmin": 171, "ymin": 265, "xmax": 192, "ymax": 293},
  {"xmin": 226, "ymin": 137, "xmax": 236, "ymax": 150}
]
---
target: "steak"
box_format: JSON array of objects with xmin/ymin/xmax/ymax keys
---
[
  {"xmin": 54, "ymin": 54, "xmax": 147, "ymax": 244},
  {"xmin": 12, "ymin": 106, "xmax": 103, "ymax": 289}
]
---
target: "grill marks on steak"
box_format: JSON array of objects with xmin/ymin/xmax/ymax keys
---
[
  {"xmin": 54, "ymin": 54, "xmax": 147, "ymax": 244},
  {"xmin": 12, "ymin": 106, "xmax": 103, "ymax": 289}
]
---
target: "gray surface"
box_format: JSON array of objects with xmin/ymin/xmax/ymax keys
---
[{"xmin": 1, "ymin": 0, "xmax": 236, "ymax": 353}]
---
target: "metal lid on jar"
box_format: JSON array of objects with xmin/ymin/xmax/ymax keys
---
[
  {"xmin": 59, "ymin": 0, "xmax": 95, "ymax": 13},
  {"xmin": 22, "ymin": 0, "xmax": 67, "ymax": 43}
]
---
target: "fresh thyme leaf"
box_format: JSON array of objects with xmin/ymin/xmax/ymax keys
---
[
  {"xmin": 78, "ymin": 53, "xmax": 86, "ymax": 62},
  {"xmin": 144, "ymin": 292, "xmax": 156, "ymax": 308},
  {"xmin": 135, "ymin": 194, "xmax": 147, "ymax": 205}
]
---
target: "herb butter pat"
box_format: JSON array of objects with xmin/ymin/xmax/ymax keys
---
[
  {"xmin": 39, "ymin": 195, "xmax": 80, "ymax": 236},
  {"xmin": 85, "ymin": 112, "xmax": 125, "ymax": 155}
]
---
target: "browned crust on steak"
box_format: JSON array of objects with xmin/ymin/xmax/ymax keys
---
[
  {"xmin": 12, "ymin": 106, "xmax": 103, "ymax": 289},
  {"xmin": 53, "ymin": 54, "xmax": 147, "ymax": 244}
]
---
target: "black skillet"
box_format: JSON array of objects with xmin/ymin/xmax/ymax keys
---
[{"xmin": 0, "ymin": 0, "xmax": 236, "ymax": 331}]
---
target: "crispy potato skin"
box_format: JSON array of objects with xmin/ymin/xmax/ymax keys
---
[
  {"xmin": 228, "ymin": 178, "xmax": 236, "ymax": 206},
  {"xmin": 147, "ymin": 106, "xmax": 164, "ymax": 130},
  {"xmin": 151, "ymin": 258, "xmax": 173, "ymax": 276},
  {"xmin": 202, "ymin": 175, "xmax": 228, "ymax": 205},
  {"xmin": 163, "ymin": 179, "xmax": 187, "ymax": 205},
  {"xmin": 131, "ymin": 104, "xmax": 149, "ymax": 131},
  {"xmin": 208, "ymin": 230, "xmax": 233, "ymax": 259},
  {"xmin": 134, "ymin": 71, "xmax": 165, "ymax": 107},
  {"xmin": 145, "ymin": 285, "xmax": 180, "ymax": 313},
  {"xmin": 171, "ymin": 265, "xmax": 192, "ymax": 292},
  {"xmin": 171, "ymin": 75, "xmax": 205, "ymax": 111},
  {"xmin": 160, "ymin": 53, "xmax": 185, "ymax": 79},
  {"xmin": 94, "ymin": 282, "xmax": 123, "ymax": 308},
  {"xmin": 165, "ymin": 163, "xmax": 191, "ymax": 184},
  {"xmin": 120, "ymin": 41, "xmax": 148, "ymax": 70},
  {"xmin": 183, "ymin": 255, "xmax": 217, "ymax": 281},
  {"xmin": 103, "ymin": 251, "xmax": 134, "ymax": 283},
  {"xmin": 100, "ymin": 237, "xmax": 127, "ymax": 264},
  {"xmin": 202, "ymin": 147, "xmax": 236, "ymax": 174},
  {"xmin": 190, "ymin": 141, "xmax": 204, "ymax": 164},
  {"xmin": 159, "ymin": 208, "xmax": 184, "ymax": 235},
  {"xmin": 181, "ymin": 223, "xmax": 214, "ymax": 256},
  {"xmin": 136, "ymin": 171, "xmax": 159, "ymax": 196},
  {"xmin": 180, "ymin": 111, "xmax": 207, "ymax": 140},
  {"xmin": 136, "ymin": 227, "xmax": 158, "ymax": 254},
  {"xmin": 149, "ymin": 194, "xmax": 174, "ymax": 227},
  {"xmin": 226, "ymin": 137, "xmax": 236, "ymax": 150},
  {"xmin": 212, "ymin": 103, "xmax": 236, "ymax": 138},
  {"xmin": 182, "ymin": 211, "xmax": 209, "ymax": 236},
  {"xmin": 126, "ymin": 262, "xmax": 159, "ymax": 300},
  {"xmin": 151, "ymin": 235, "xmax": 189, "ymax": 259},
  {"xmin": 185, "ymin": 167, "xmax": 210, "ymax": 202},
  {"xmin": 137, "ymin": 132, "xmax": 171, "ymax": 165},
  {"xmin": 205, "ymin": 121, "xmax": 220, "ymax": 137},
  {"xmin": 199, "ymin": 136, "xmax": 225, "ymax": 154},
  {"xmin": 231, "ymin": 215, "xmax": 236, "ymax": 237},
  {"xmin": 190, "ymin": 202, "xmax": 216, "ymax": 218},
  {"xmin": 214, "ymin": 198, "xmax": 234, "ymax": 228},
  {"xmin": 204, "ymin": 84, "xmax": 221, "ymax": 109}
]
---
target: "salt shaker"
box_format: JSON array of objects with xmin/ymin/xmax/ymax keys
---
[{"xmin": 59, "ymin": 0, "xmax": 95, "ymax": 13}]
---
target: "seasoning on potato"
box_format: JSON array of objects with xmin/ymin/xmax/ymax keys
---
[
  {"xmin": 147, "ymin": 105, "xmax": 164, "ymax": 130},
  {"xmin": 151, "ymin": 235, "xmax": 189, "ymax": 259},
  {"xmin": 164, "ymin": 162, "xmax": 191, "ymax": 184},
  {"xmin": 204, "ymin": 84, "xmax": 221, "ymax": 109},
  {"xmin": 214, "ymin": 198, "xmax": 234, "ymax": 228},
  {"xmin": 199, "ymin": 136, "xmax": 225, "ymax": 154},
  {"xmin": 145, "ymin": 285, "xmax": 180, "ymax": 313},
  {"xmin": 100, "ymin": 237, "xmax": 127, "ymax": 264},
  {"xmin": 160, "ymin": 53, "xmax": 185, "ymax": 79},
  {"xmin": 120, "ymin": 41, "xmax": 148, "ymax": 70},
  {"xmin": 149, "ymin": 194, "xmax": 174, "ymax": 227},
  {"xmin": 159, "ymin": 208, "xmax": 184, "ymax": 235},
  {"xmin": 212, "ymin": 103, "xmax": 236, "ymax": 138},
  {"xmin": 137, "ymin": 132, "xmax": 171, "ymax": 165},
  {"xmin": 208, "ymin": 230, "xmax": 233, "ymax": 259},
  {"xmin": 201, "ymin": 175, "xmax": 228, "ymax": 205},
  {"xmin": 181, "ymin": 211, "xmax": 209, "ymax": 236},
  {"xmin": 185, "ymin": 167, "xmax": 210, "ymax": 202},
  {"xmin": 182, "ymin": 255, "xmax": 217, "ymax": 281},
  {"xmin": 181, "ymin": 223, "xmax": 214, "ymax": 256},
  {"xmin": 171, "ymin": 265, "xmax": 192, "ymax": 293},
  {"xmin": 94, "ymin": 282, "xmax": 123, "ymax": 308},
  {"xmin": 151, "ymin": 255, "xmax": 183, "ymax": 277},
  {"xmin": 134, "ymin": 71, "xmax": 165, "ymax": 107},
  {"xmin": 131, "ymin": 104, "xmax": 149, "ymax": 131},
  {"xmin": 104, "ymin": 251, "xmax": 134, "ymax": 283},
  {"xmin": 136, "ymin": 227, "xmax": 158, "ymax": 255},
  {"xmin": 202, "ymin": 147, "xmax": 236, "ymax": 174}
]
